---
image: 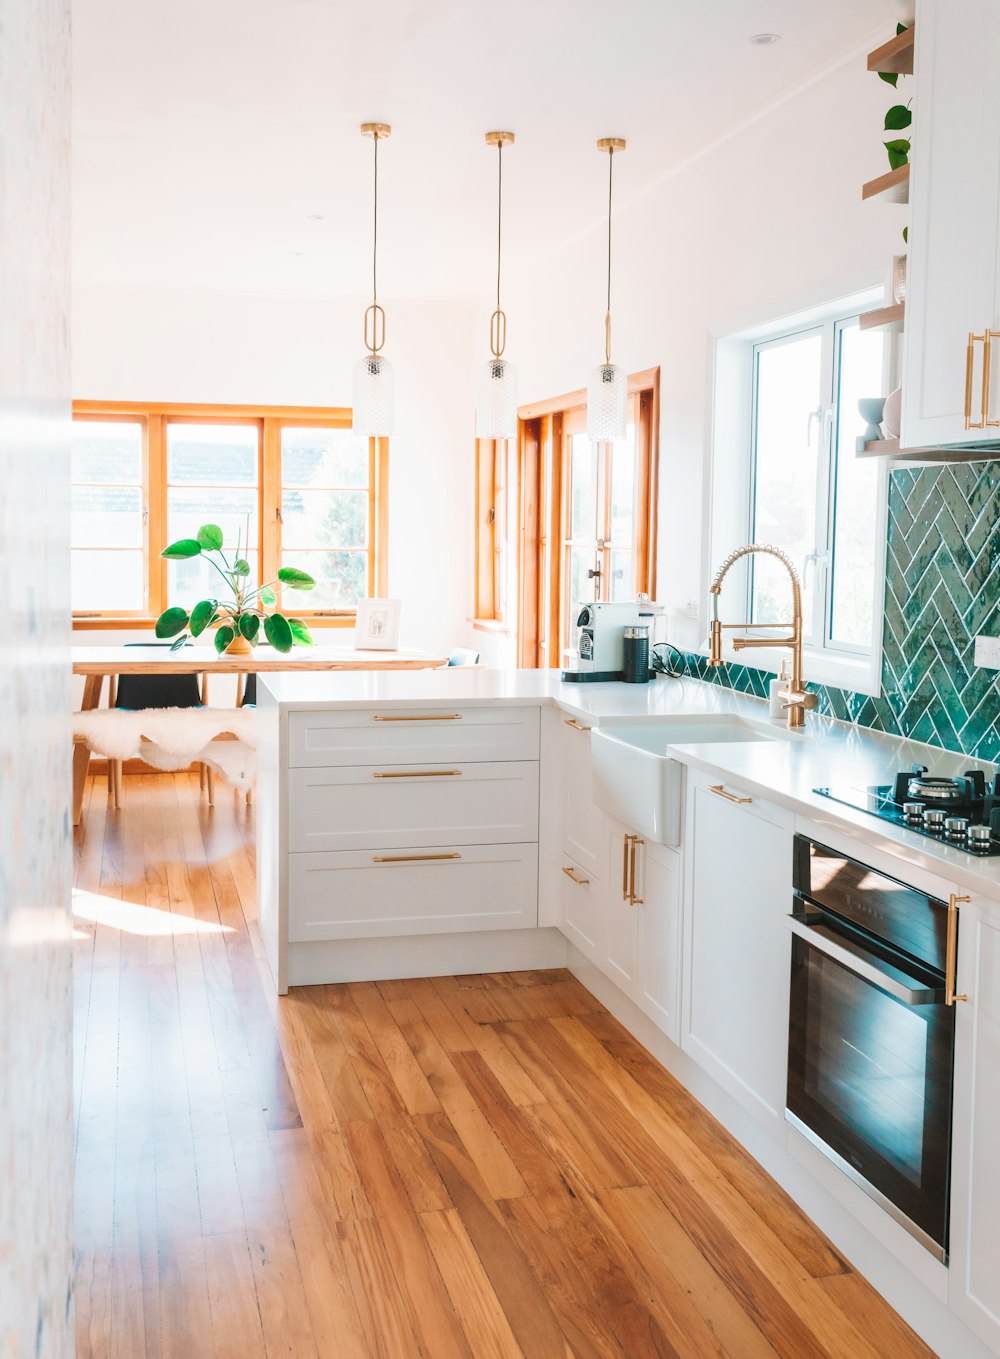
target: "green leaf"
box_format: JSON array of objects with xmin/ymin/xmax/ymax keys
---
[
  {"xmin": 884, "ymin": 104, "xmax": 911, "ymax": 131},
  {"xmin": 878, "ymin": 70, "xmax": 898, "ymax": 87},
  {"xmin": 884, "ymin": 138, "xmax": 910, "ymax": 169},
  {"xmin": 277, "ymin": 566, "xmax": 316, "ymax": 591},
  {"xmin": 239, "ymin": 613, "xmax": 260, "ymax": 642},
  {"xmin": 169, "ymin": 634, "xmax": 188, "ymax": 653},
  {"xmin": 264, "ymin": 612, "xmax": 294, "ymax": 653},
  {"xmin": 233, "ymin": 558, "xmax": 251, "ymax": 577},
  {"xmin": 189, "ymin": 599, "xmax": 217, "ymax": 638},
  {"xmin": 288, "ymin": 618, "xmax": 314, "ymax": 647},
  {"xmin": 259, "ymin": 585, "xmax": 276, "ymax": 607},
  {"xmin": 196, "ymin": 523, "xmax": 224, "ymax": 551},
  {"xmin": 903, "ymin": 226, "xmax": 908, "ymax": 245},
  {"xmin": 155, "ymin": 606, "xmax": 189, "ymax": 639},
  {"xmin": 214, "ymin": 625, "xmax": 235, "ymax": 655},
  {"xmin": 896, "ymin": 21, "xmax": 907, "ymax": 34},
  {"xmin": 160, "ymin": 538, "xmax": 202, "ymax": 560}
]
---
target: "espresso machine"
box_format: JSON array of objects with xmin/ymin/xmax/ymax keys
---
[{"xmin": 562, "ymin": 601, "xmax": 640, "ymax": 682}]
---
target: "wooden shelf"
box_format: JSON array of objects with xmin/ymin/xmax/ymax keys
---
[
  {"xmin": 862, "ymin": 163, "xmax": 910, "ymax": 204},
  {"xmin": 858, "ymin": 437, "xmax": 900, "ymax": 459},
  {"xmin": 856, "ymin": 436, "xmax": 1000, "ymax": 464},
  {"xmin": 860, "ymin": 302, "xmax": 905, "ymax": 334},
  {"xmin": 867, "ymin": 27, "xmax": 914, "ymax": 76}
]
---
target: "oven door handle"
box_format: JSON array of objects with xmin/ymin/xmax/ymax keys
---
[{"xmin": 787, "ymin": 916, "xmax": 945, "ymax": 1006}]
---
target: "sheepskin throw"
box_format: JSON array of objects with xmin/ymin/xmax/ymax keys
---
[{"xmin": 72, "ymin": 706, "xmax": 257, "ymax": 788}]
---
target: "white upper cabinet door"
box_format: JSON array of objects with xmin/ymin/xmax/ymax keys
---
[
  {"xmin": 901, "ymin": 0, "xmax": 1000, "ymax": 450},
  {"xmin": 949, "ymin": 893, "xmax": 1000, "ymax": 1353},
  {"xmin": 682, "ymin": 770, "xmax": 794, "ymax": 1134}
]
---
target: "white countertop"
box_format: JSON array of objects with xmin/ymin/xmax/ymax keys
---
[{"xmin": 260, "ymin": 668, "xmax": 1000, "ymax": 898}]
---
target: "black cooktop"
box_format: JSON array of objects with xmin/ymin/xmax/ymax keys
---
[{"xmin": 814, "ymin": 766, "xmax": 1000, "ymax": 857}]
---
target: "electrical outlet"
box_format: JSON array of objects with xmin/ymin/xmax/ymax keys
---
[{"xmin": 974, "ymin": 635, "xmax": 1000, "ymax": 669}]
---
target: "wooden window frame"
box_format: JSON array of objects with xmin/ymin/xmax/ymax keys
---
[
  {"xmin": 516, "ymin": 367, "xmax": 659, "ymax": 668},
  {"xmin": 71, "ymin": 400, "xmax": 389, "ymax": 629}
]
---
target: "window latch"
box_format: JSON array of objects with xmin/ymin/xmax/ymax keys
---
[
  {"xmin": 276, "ymin": 507, "xmax": 283, "ymax": 522},
  {"xmin": 487, "ymin": 506, "xmax": 495, "ymax": 526},
  {"xmin": 142, "ymin": 506, "xmax": 149, "ymax": 526}
]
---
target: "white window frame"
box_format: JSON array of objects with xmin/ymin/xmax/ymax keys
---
[{"xmin": 708, "ymin": 289, "xmax": 890, "ymax": 698}]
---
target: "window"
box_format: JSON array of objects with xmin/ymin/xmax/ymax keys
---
[
  {"xmin": 749, "ymin": 315, "xmax": 886, "ymax": 658},
  {"xmin": 70, "ymin": 402, "xmax": 388, "ymax": 625},
  {"xmin": 473, "ymin": 437, "xmax": 511, "ymax": 624},
  {"xmin": 711, "ymin": 299, "xmax": 888, "ymax": 693}
]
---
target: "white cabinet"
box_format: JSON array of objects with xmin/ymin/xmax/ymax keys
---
[
  {"xmin": 605, "ymin": 818, "xmax": 640, "ymax": 995},
  {"xmin": 949, "ymin": 892, "xmax": 1000, "ymax": 1351},
  {"xmin": 558, "ymin": 855, "xmax": 604, "ymax": 965},
  {"xmin": 637, "ymin": 837, "xmax": 682, "ymax": 1040},
  {"xmin": 682, "ymin": 769, "xmax": 793, "ymax": 1133},
  {"xmin": 901, "ymin": 0, "xmax": 1000, "ymax": 450},
  {"xmin": 560, "ymin": 716, "xmax": 607, "ymax": 881}
]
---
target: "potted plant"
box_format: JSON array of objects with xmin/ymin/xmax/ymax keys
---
[{"xmin": 153, "ymin": 522, "xmax": 316, "ymax": 655}]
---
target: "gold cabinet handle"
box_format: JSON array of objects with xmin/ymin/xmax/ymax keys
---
[
  {"xmin": 372, "ymin": 769, "xmax": 462, "ymax": 778},
  {"xmin": 966, "ymin": 332, "xmax": 988, "ymax": 429},
  {"xmin": 372, "ymin": 852, "xmax": 462, "ymax": 863},
  {"xmin": 986, "ymin": 330, "xmax": 1000, "ymax": 428},
  {"xmin": 563, "ymin": 718, "xmax": 592, "ymax": 731},
  {"xmin": 708, "ymin": 783, "xmax": 752, "ymax": 805},
  {"xmin": 372, "ymin": 713, "xmax": 462, "ymax": 722},
  {"xmin": 561, "ymin": 865, "xmax": 590, "ymax": 886},
  {"xmin": 946, "ymin": 893, "xmax": 970, "ymax": 1005},
  {"xmin": 628, "ymin": 834, "xmax": 644, "ymax": 906},
  {"xmin": 622, "ymin": 832, "xmax": 630, "ymax": 902}
]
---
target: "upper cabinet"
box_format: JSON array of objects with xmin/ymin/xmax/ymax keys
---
[{"xmin": 901, "ymin": 0, "xmax": 1000, "ymax": 452}]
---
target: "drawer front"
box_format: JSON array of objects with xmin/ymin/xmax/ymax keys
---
[
  {"xmin": 288, "ymin": 762, "xmax": 539, "ymax": 852},
  {"xmin": 288, "ymin": 843, "xmax": 539, "ymax": 941},
  {"xmin": 558, "ymin": 854, "xmax": 603, "ymax": 966},
  {"xmin": 288, "ymin": 705, "xmax": 540, "ymax": 767}
]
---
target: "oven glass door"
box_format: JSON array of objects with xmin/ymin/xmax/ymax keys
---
[{"xmin": 787, "ymin": 908, "xmax": 955, "ymax": 1253}]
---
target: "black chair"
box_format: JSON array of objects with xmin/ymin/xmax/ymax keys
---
[
  {"xmin": 241, "ymin": 673, "xmax": 257, "ymax": 707},
  {"xmin": 110, "ymin": 643, "xmax": 209, "ymax": 806}
]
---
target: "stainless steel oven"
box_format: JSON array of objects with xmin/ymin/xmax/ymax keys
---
[{"xmin": 786, "ymin": 835, "xmax": 957, "ymax": 1261}]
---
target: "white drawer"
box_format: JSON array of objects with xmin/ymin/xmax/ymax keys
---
[
  {"xmin": 288, "ymin": 705, "xmax": 540, "ymax": 767},
  {"xmin": 558, "ymin": 854, "xmax": 604, "ymax": 966},
  {"xmin": 288, "ymin": 762, "xmax": 539, "ymax": 852},
  {"xmin": 287, "ymin": 842, "xmax": 539, "ymax": 941}
]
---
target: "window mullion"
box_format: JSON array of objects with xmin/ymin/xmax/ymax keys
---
[{"xmin": 812, "ymin": 321, "xmax": 837, "ymax": 652}]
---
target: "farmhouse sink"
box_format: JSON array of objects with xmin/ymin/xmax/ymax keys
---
[{"xmin": 590, "ymin": 716, "xmax": 783, "ymax": 845}]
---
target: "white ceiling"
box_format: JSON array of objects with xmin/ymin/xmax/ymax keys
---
[{"xmin": 72, "ymin": 0, "xmax": 904, "ymax": 303}]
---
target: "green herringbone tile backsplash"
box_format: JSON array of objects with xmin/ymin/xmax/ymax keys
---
[{"xmin": 685, "ymin": 461, "xmax": 1000, "ymax": 760}]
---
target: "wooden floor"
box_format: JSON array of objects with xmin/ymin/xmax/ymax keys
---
[{"xmin": 73, "ymin": 771, "xmax": 938, "ymax": 1359}]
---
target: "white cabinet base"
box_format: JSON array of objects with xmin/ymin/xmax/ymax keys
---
[{"xmin": 286, "ymin": 926, "xmax": 568, "ymax": 988}]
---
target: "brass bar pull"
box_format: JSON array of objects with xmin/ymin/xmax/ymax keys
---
[
  {"xmin": 372, "ymin": 852, "xmax": 462, "ymax": 864},
  {"xmin": 372, "ymin": 713, "xmax": 462, "ymax": 722},
  {"xmin": 372, "ymin": 769, "xmax": 462, "ymax": 779},
  {"xmin": 561, "ymin": 865, "xmax": 590, "ymax": 886},
  {"xmin": 966, "ymin": 332, "xmax": 987, "ymax": 429},
  {"xmin": 563, "ymin": 718, "xmax": 592, "ymax": 731},
  {"xmin": 628, "ymin": 835, "xmax": 644, "ymax": 906},
  {"xmin": 622, "ymin": 833, "xmax": 630, "ymax": 902},
  {"xmin": 945, "ymin": 893, "xmax": 970, "ymax": 1006},
  {"xmin": 986, "ymin": 331, "xmax": 1000, "ymax": 428},
  {"xmin": 708, "ymin": 784, "xmax": 752, "ymax": 805}
]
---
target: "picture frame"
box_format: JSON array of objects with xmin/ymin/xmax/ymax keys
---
[{"xmin": 354, "ymin": 597, "xmax": 402, "ymax": 651}]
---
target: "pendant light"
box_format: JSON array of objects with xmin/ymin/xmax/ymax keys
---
[
  {"xmin": 476, "ymin": 131, "xmax": 518, "ymax": 439},
  {"xmin": 587, "ymin": 137, "xmax": 627, "ymax": 442},
  {"xmin": 353, "ymin": 122, "xmax": 394, "ymax": 437}
]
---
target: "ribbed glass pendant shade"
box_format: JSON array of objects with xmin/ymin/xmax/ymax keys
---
[
  {"xmin": 476, "ymin": 358, "xmax": 518, "ymax": 439},
  {"xmin": 352, "ymin": 353, "xmax": 394, "ymax": 436},
  {"xmin": 587, "ymin": 361, "xmax": 627, "ymax": 441}
]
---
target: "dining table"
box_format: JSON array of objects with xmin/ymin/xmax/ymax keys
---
[{"xmin": 71, "ymin": 641, "xmax": 449, "ymax": 823}]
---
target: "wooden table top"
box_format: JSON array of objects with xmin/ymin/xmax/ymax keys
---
[{"xmin": 71, "ymin": 644, "xmax": 448, "ymax": 675}]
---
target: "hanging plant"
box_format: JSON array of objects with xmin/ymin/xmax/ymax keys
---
[{"xmin": 878, "ymin": 24, "xmax": 912, "ymax": 171}]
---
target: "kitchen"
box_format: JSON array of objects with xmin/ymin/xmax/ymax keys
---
[{"xmin": 6, "ymin": 1, "xmax": 1000, "ymax": 1357}]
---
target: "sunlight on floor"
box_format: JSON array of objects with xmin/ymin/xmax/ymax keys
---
[{"xmin": 72, "ymin": 888, "xmax": 233, "ymax": 937}]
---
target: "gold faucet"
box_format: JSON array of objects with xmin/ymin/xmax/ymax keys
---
[{"xmin": 708, "ymin": 543, "xmax": 817, "ymax": 730}]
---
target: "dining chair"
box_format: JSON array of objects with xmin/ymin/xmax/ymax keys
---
[{"xmin": 110, "ymin": 643, "xmax": 212, "ymax": 806}]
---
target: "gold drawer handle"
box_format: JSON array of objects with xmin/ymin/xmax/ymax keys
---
[
  {"xmin": 373, "ymin": 713, "xmax": 462, "ymax": 722},
  {"xmin": 563, "ymin": 718, "xmax": 592, "ymax": 732},
  {"xmin": 372, "ymin": 769, "xmax": 462, "ymax": 779},
  {"xmin": 372, "ymin": 852, "xmax": 462, "ymax": 864},
  {"xmin": 561, "ymin": 865, "xmax": 590, "ymax": 886},
  {"xmin": 966, "ymin": 331, "xmax": 988, "ymax": 429},
  {"xmin": 946, "ymin": 893, "xmax": 970, "ymax": 1006},
  {"xmin": 708, "ymin": 784, "xmax": 752, "ymax": 805}
]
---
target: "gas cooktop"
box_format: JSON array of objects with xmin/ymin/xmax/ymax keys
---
[{"xmin": 814, "ymin": 765, "xmax": 1000, "ymax": 857}]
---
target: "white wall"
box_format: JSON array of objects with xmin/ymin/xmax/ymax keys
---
[
  {"xmin": 72, "ymin": 287, "xmax": 480, "ymax": 657},
  {"xmin": 503, "ymin": 46, "xmax": 907, "ymax": 650},
  {"xmin": 0, "ymin": 0, "xmax": 74, "ymax": 1352}
]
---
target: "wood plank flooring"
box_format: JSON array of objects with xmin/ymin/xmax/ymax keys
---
[{"xmin": 73, "ymin": 771, "xmax": 939, "ymax": 1359}]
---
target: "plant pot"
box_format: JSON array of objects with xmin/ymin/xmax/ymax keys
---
[{"xmin": 225, "ymin": 632, "xmax": 255, "ymax": 657}]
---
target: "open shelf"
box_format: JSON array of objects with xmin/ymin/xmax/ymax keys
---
[
  {"xmin": 860, "ymin": 302, "xmax": 905, "ymax": 334},
  {"xmin": 862, "ymin": 163, "xmax": 910, "ymax": 204},
  {"xmin": 858, "ymin": 437, "xmax": 901, "ymax": 459},
  {"xmin": 867, "ymin": 27, "xmax": 914, "ymax": 76},
  {"xmin": 857, "ymin": 437, "xmax": 1000, "ymax": 464}
]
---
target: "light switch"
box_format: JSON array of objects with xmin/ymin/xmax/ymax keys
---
[{"xmin": 974, "ymin": 635, "xmax": 1000, "ymax": 669}]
